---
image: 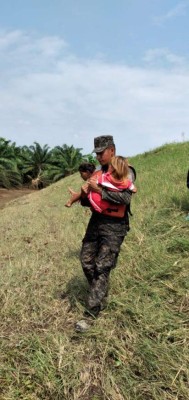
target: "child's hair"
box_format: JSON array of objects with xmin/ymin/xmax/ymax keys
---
[
  {"xmin": 110, "ymin": 156, "xmax": 129, "ymax": 180},
  {"xmin": 78, "ymin": 162, "xmax": 96, "ymax": 174}
]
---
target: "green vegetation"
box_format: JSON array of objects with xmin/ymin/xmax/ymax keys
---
[
  {"xmin": 0, "ymin": 138, "xmax": 97, "ymax": 188},
  {"xmin": 0, "ymin": 141, "xmax": 189, "ymax": 400}
]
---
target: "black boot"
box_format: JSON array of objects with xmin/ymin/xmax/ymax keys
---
[{"xmin": 83, "ymin": 305, "xmax": 101, "ymax": 318}]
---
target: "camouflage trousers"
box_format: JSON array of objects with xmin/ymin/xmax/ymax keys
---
[{"xmin": 80, "ymin": 212, "xmax": 127, "ymax": 310}]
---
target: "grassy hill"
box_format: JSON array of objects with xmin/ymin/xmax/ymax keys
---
[{"xmin": 0, "ymin": 142, "xmax": 189, "ymax": 400}]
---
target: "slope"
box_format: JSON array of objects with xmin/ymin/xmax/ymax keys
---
[{"xmin": 0, "ymin": 141, "xmax": 189, "ymax": 400}]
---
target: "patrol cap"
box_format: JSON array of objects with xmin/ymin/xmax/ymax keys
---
[{"xmin": 93, "ymin": 135, "xmax": 115, "ymax": 153}]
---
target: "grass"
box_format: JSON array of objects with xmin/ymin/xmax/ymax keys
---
[{"xmin": 0, "ymin": 141, "xmax": 189, "ymax": 399}]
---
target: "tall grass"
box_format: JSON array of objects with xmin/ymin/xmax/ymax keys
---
[{"xmin": 0, "ymin": 142, "xmax": 189, "ymax": 400}]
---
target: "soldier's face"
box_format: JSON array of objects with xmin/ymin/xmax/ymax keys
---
[{"xmin": 95, "ymin": 146, "xmax": 115, "ymax": 166}]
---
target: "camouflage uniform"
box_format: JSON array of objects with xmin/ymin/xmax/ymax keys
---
[
  {"xmin": 80, "ymin": 211, "xmax": 128, "ymax": 311},
  {"xmin": 80, "ymin": 135, "xmax": 133, "ymax": 315}
]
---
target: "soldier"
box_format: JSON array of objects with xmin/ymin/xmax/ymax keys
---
[{"xmin": 80, "ymin": 135, "xmax": 136, "ymax": 317}]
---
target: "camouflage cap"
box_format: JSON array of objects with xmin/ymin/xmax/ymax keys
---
[{"xmin": 93, "ymin": 135, "xmax": 115, "ymax": 153}]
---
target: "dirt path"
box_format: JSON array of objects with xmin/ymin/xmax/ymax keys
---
[{"xmin": 0, "ymin": 188, "xmax": 34, "ymax": 209}]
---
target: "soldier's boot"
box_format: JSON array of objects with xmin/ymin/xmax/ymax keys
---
[{"xmin": 83, "ymin": 305, "xmax": 101, "ymax": 318}]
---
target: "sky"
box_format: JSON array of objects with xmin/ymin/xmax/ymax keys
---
[{"xmin": 0, "ymin": 0, "xmax": 189, "ymax": 157}]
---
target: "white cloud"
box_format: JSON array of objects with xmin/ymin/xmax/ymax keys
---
[
  {"xmin": 154, "ymin": 1, "xmax": 189, "ymax": 25},
  {"xmin": 0, "ymin": 30, "xmax": 189, "ymax": 157},
  {"xmin": 0, "ymin": 29, "xmax": 67, "ymax": 54},
  {"xmin": 144, "ymin": 48, "xmax": 186, "ymax": 68},
  {"xmin": 0, "ymin": 30, "xmax": 23, "ymax": 50}
]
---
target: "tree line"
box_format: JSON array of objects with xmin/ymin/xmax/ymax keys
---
[{"xmin": 0, "ymin": 137, "xmax": 97, "ymax": 189}]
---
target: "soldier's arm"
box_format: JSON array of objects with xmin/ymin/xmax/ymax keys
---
[
  {"xmin": 101, "ymin": 188, "xmax": 132, "ymax": 205},
  {"xmin": 87, "ymin": 176, "xmax": 132, "ymax": 206},
  {"xmin": 103, "ymin": 165, "xmax": 135, "ymax": 205}
]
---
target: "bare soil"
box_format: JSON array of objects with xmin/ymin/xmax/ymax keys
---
[{"xmin": 0, "ymin": 188, "xmax": 34, "ymax": 209}]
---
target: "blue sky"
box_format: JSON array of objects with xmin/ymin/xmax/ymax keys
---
[{"xmin": 0, "ymin": 0, "xmax": 189, "ymax": 156}]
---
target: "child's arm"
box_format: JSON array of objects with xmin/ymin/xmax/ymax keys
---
[
  {"xmin": 65, "ymin": 181, "xmax": 90, "ymax": 207},
  {"xmin": 65, "ymin": 188, "xmax": 81, "ymax": 207},
  {"xmin": 87, "ymin": 177, "xmax": 102, "ymax": 194}
]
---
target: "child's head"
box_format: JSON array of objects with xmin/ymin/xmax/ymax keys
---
[
  {"xmin": 78, "ymin": 162, "xmax": 96, "ymax": 181},
  {"xmin": 109, "ymin": 156, "xmax": 129, "ymax": 180}
]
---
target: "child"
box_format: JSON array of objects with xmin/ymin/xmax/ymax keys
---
[
  {"xmin": 65, "ymin": 157, "xmax": 136, "ymax": 213},
  {"xmin": 65, "ymin": 162, "xmax": 96, "ymax": 207},
  {"xmin": 88, "ymin": 155, "xmax": 136, "ymax": 213}
]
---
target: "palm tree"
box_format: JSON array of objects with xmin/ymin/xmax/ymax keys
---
[
  {"xmin": 50, "ymin": 144, "xmax": 83, "ymax": 181},
  {"xmin": 0, "ymin": 138, "xmax": 22, "ymax": 188},
  {"xmin": 0, "ymin": 164, "xmax": 22, "ymax": 188},
  {"xmin": 0, "ymin": 138, "xmax": 14, "ymax": 159},
  {"xmin": 21, "ymin": 142, "xmax": 53, "ymax": 181},
  {"xmin": 82, "ymin": 153, "xmax": 98, "ymax": 165}
]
